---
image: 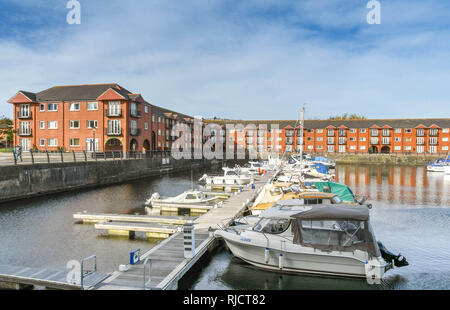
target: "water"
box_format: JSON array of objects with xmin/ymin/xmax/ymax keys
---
[
  {"xmin": 1, "ymin": 164, "xmax": 449, "ymax": 289},
  {"xmin": 189, "ymin": 165, "xmax": 450, "ymax": 290},
  {"xmin": 0, "ymin": 167, "xmax": 216, "ymax": 274}
]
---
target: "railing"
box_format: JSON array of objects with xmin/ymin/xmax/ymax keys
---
[
  {"xmin": 5, "ymin": 150, "xmax": 174, "ymax": 166},
  {"xmin": 130, "ymin": 128, "xmax": 141, "ymax": 136},
  {"xmin": 106, "ymin": 128, "xmax": 122, "ymax": 136},
  {"xmin": 18, "ymin": 128, "xmax": 32, "ymax": 136},
  {"xmin": 106, "ymin": 109, "xmax": 122, "ymax": 117},
  {"xmin": 16, "ymin": 111, "xmax": 32, "ymax": 119},
  {"xmin": 130, "ymin": 110, "xmax": 142, "ymax": 118}
]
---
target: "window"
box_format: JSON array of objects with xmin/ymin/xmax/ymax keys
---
[
  {"xmin": 107, "ymin": 120, "xmax": 121, "ymax": 134},
  {"xmin": 70, "ymin": 138, "xmax": 80, "ymax": 147},
  {"xmin": 69, "ymin": 120, "xmax": 80, "ymax": 129},
  {"xmin": 349, "ymin": 129, "xmax": 356, "ymax": 133},
  {"xmin": 144, "ymin": 106, "xmax": 149, "ymax": 113},
  {"xmin": 253, "ymin": 218, "xmax": 290, "ymax": 234},
  {"xmin": 327, "ymin": 145, "xmax": 334, "ymax": 152},
  {"xmin": 405, "ymin": 146, "xmax": 412, "ymax": 151},
  {"xmin": 316, "ymin": 129, "xmax": 323, "ymax": 134},
  {"xmin": 371, "ymin": 129, "xmax": 379, "ymax": 136},
  {"xmin": 40, "ymin": 104, "xmax": 45, "ymax": 112},
  {"xmin": 416, "ymin": 129, "xmax": 425, "ymax": 136},
  {"xmin": 40, "ymin": 121, "xmax": 45, "ymax": 129},
  {"xmin": 443, "ymin": 146, "xmax": 449, "ymax": 151},
  {"xmin": 327, "ymin": 129, "xmax": 335, "ymax": 136},
  {"xmin": 39, "ymin": 139, "xmax": 45, "ymax": 147},
  {"xmin": 443, "ymin": 128, "xmax": 449, "ymax": 133},
  {"xmin": 360, "ymin": 137, "xmax": 366, "ymax": 142},
  {"xmin": 405, "ymin": 128, "xmax": 412, "ymax": 133},
  {"xmin": 48, "ymin": 121, "xmax": 58, "ymax": 129},
  {"xmin": 158, "ymin": 129, "xmax": 161, "ymax": 136},
  {"xmin": 145, "ymin": 122, "xmax": 148, "ymax": 130},
  {"xmin": 395, "ymin": 137, "xmax": 401, "ymax": 142},
  {"xmin": 87, "ymin": 120, "xmax": 98, "ymax": 129},
  {"xmin": 317, "ymin": 137, "xmax": 323, "ymax": 142},
  {"xmin": 416, "ymin": 137, "xmax": 425, "ymax": 145},
  {"xmin": 70, "ymin": 102, "xmax": 80, "ymax": 111},
  {"xmin": 443, "ymin": 137, "xmax": 449, "ymax": 142},
  {"xmin": 299, "ymin": 220, "xmax": 365, "ymax": 248},
  {"xmin": 350, "ymin": 145, "xmax": 356, "ymax": 150},
  {"xmin": 87, "ymin": 101, "xmax": 98, "ymax": 111},
  {"xmin": 394, "ymin": 146, "xmax": 401, "ymax": 151},
  {"xmin": 48, "ymin": 103, "xmax": 58, "ymax": 111},
  {"xmin": 158, "ymin": 117, "xmax": 162, "ymax": 123},
  {"xmin": 360, "ymin": 146, "xmax": 366, "ymax": 150},
  {"xmin": 19, "ymin": 122, "xmax": 31, "ymax": 135},
  {"xmin": 360, "ymin": 129, "xmax": 367, "ymax": 133},
  {"xmin": 382, "ymin": 129, "xmax": 390, "ymax": 136},
  {"xmin": 338, "ymin": 145, "xmax": 346, "ymax": 153},
  {"xmin": 382, "ymin": 137, "xmax": 390, "ymax": 144},
  {"xmin": 338, "ymin": 129, "xmax": 346, "ymax": 137},
  {"xmin": 108, "ymin": 101, "xmax": 121, "ymax": 116},
  {"xmin": 48, "ymin": 138, "xmax": 58, "ymax": 147},
  {"xmin": 394, "ymin": 128, "xmax": 402, "ymax": 134},
  {"xmin": 349, "ymin": 137, "xmax": 356, "ymax": 142}
]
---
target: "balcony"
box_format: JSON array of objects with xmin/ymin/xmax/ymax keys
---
[
  {"xmin": 429, "ymin": 138, "xmax": 438, "ymax": 145},
  {"xmin": 18, "ymin": 128, "xmax": 32, "ymax": 136},
  {"xmin": 130, "ymin": 128, "xmax": 141, "ymax": 136},
  {"xmin": 338, "ymin": 138, "xmax": 346, "ymax": 145},
  {"xmin": 106, "ymin": 109, "xmax": 122, "ymax": 117},
  {"xmin": 16, "ymin": 112, "xmax": 32, "ymax": 119},
  {"xmin": 130, "ymin": 110, "xmax": 142, "ymax": 118},
  {"xmin": 107, "ymin": 128, "xmax": 122, "ymax": 136},
  {"xmin": 382, "ymin": 138, "xmax": 391, "ymax": 145},
  {"xmin": 429, "ymin": 130, "xmax": 439, "ymax": 137}
]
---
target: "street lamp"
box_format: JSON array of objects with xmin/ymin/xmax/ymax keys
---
[{"xmin": 92, "ymin": 128, "xmax": 96, "ymax": 152}]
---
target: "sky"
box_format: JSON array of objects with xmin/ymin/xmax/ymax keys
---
[{"xmin": 1, "ymin": 0, "xmax": 450, "ymax": 120}]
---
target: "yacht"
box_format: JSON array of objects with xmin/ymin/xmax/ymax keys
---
[
  {"xmin": 427, "ymin": 153, "xmax": 450, "ymax": 172},
  {"xmin": 215, "ymin": 200, "xmax": 408, "ymax": 283}
]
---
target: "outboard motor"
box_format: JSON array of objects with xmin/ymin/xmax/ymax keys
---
[{"xmin": 377, "ymin": 242, "xmax": 409, "ymax": 268}]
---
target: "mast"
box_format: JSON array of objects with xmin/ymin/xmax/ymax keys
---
[{"xmin": 300, "ymin": 106, "xmax": 305, "ymax": 163}]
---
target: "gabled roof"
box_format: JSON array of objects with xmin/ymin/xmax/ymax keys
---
[
  {"xmin": 34, "ymin": 83, "xmax": 133, "ymax": 101},
  {"xmin": 8, "ymin": 91, "xmax": 36, "ymax": 103}
]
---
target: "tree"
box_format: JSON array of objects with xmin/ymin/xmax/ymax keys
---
[
  {"xmin": 0, "ymin": 115, "xmax": 14, "ymax": 148},
  {"xmin": 328, "ymin": 113, "xmax": 367, "ymax": 120}
]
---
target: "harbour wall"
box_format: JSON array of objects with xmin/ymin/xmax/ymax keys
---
[
  {"xmin": 0, "ymin": 157, "xmax": 233, "ymax": 203},
  {"xmin": 325, "ymin": 154, "xmax": 443, "ymax": 166}
]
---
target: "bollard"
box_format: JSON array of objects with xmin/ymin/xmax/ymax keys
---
[{"xmin": 183, "ymin": 221, "xmax": 195, "ymax": 259}]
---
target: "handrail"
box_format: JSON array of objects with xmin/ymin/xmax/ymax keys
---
[
  {"xmin": 80, "ymin": 254, "xmax": 97, "ymax": 290},
  {"xmin": 143, "ymin": 258, "xmax": 152, "ymax": 290}
]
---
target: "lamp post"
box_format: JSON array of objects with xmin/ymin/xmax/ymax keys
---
[{"xmin": 92, "ymin": 128, "xmax": 96, "ymax": 152}]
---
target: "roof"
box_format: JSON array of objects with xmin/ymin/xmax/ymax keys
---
[
  {"xmin": 291, "ymin": 204, "xmax": 370, "ymax": 221},
  {"xmin": 204, "ymin": 118, "xmax": 450, "ymax": 129},
  {"xmin": 34, "ymin": 83, "xmax": 133, "ymax": 102}
]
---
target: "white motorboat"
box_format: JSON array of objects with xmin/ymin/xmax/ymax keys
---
[
  {"xmin": 215, "ymin": 200, "xmax": 408, "ymax": 283},
  {"xmin": 199, "ymin": 167, "xmax": 252, "ymax": 185},
  {"xmin": 145, "ymin": 190, "xmax": 222, "ymax": 209},
  {"xmin": 427, "ymin": 153, "xmax": 450, "ymax": 172}
]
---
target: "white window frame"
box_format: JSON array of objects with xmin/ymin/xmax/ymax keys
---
[
  {"xmin": 69, "ymin": 120, "xmax": 80, "ymax": 129},
  {"xmin": 69, "ymin": 138, "xmax": 81, "ymax": 147},
  {"xmin": 87, "ymin": 101, "xmax": 98, "ymax": 111},
  {"xmin": 47, "ymin": 103, "xmax": 58, "ymax": 112},
  {"xmin": 39, "ymin": 139, "xmax": 45, "ymax": 147},
  {"xmin": 40, "ymin": 121, "xmax": 45, "ymax": 129},
  {"xmin": 47, "ymin": 121, "xmax": 58, "ymax": 129},
  {"xmin": 87, "ymin": 120, "xmax": 98, "ymax": 129},
  {"xmin": 48, "ymin": 138, "xmax": 58, "ymax": 147},
  {"xmin": 70, "ymin": 102, "xmax": 80, "ymax": 111}
]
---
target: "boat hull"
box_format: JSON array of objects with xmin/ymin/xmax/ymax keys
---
[{"xmin": 216, "ymin": 230, "xmax": 382, "ymax": 279}]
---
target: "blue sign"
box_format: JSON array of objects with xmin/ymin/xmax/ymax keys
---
[{"xmin": 130, "ymin": 249, "xmax": 141, "ymax": 265}]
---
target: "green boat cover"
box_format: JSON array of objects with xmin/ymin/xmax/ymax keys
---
[{"xmin": 312, "ymin": 181, "xmax": 355, "ymax": 202}]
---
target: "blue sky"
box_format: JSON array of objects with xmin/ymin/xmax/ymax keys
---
[{"xmin": 1, "ymin": 0, "xmax": 450, "ymax": 120}]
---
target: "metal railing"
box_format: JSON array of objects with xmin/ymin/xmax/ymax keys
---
[{"xmin": 5, "ymin": 150, "xmax": 174, "ymax": 166}]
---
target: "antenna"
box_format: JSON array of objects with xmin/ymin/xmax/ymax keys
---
[{"xmin": 299, "ymin": 105, "xmax": 305, "ymax": 162}]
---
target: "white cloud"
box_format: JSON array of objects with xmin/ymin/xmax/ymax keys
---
[{"xmin": 1, "ymin": 0, "xmax": 449, "ymax": 120}]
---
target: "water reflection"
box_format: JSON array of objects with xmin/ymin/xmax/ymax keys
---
[
  {"xmin": 188, "ymin": 164, "xmax": 450, "ymax": 290},
  {"xmin": 335, "ymin": 165, "xmax": 450, "ymax": 208}
]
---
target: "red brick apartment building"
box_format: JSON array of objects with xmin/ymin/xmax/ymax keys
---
[
  {"xmin": 9, "ymin": 83, "xmax": 450, "ymax": 155},
  {"xmin": 8, "ymin": 84, "xmax": 195, "ymax": 152},
  {"xmin": 205, "ymin": 119, "xmax": 450, "ymax": 155}
]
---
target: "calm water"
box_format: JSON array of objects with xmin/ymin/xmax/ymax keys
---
[
  {"xmin": 0, "ymin": 167, "xmax": 216, "ymax": 274},
  {"xmin": 1, "ymin": 164, "xmax": 449, "ymax": 289},
  {"xmin": 189, "ymin": 165, "xmax": 450, "ymax": 290}
]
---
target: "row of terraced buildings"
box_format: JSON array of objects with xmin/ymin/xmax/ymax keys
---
[{"xmin": 8, "ymin": 83, "xmax": 450, "ymax": 155}]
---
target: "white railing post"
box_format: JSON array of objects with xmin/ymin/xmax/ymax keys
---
[{"xmin": 183, "ymin": 221, "xmax": 195, "ymax": 259}]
